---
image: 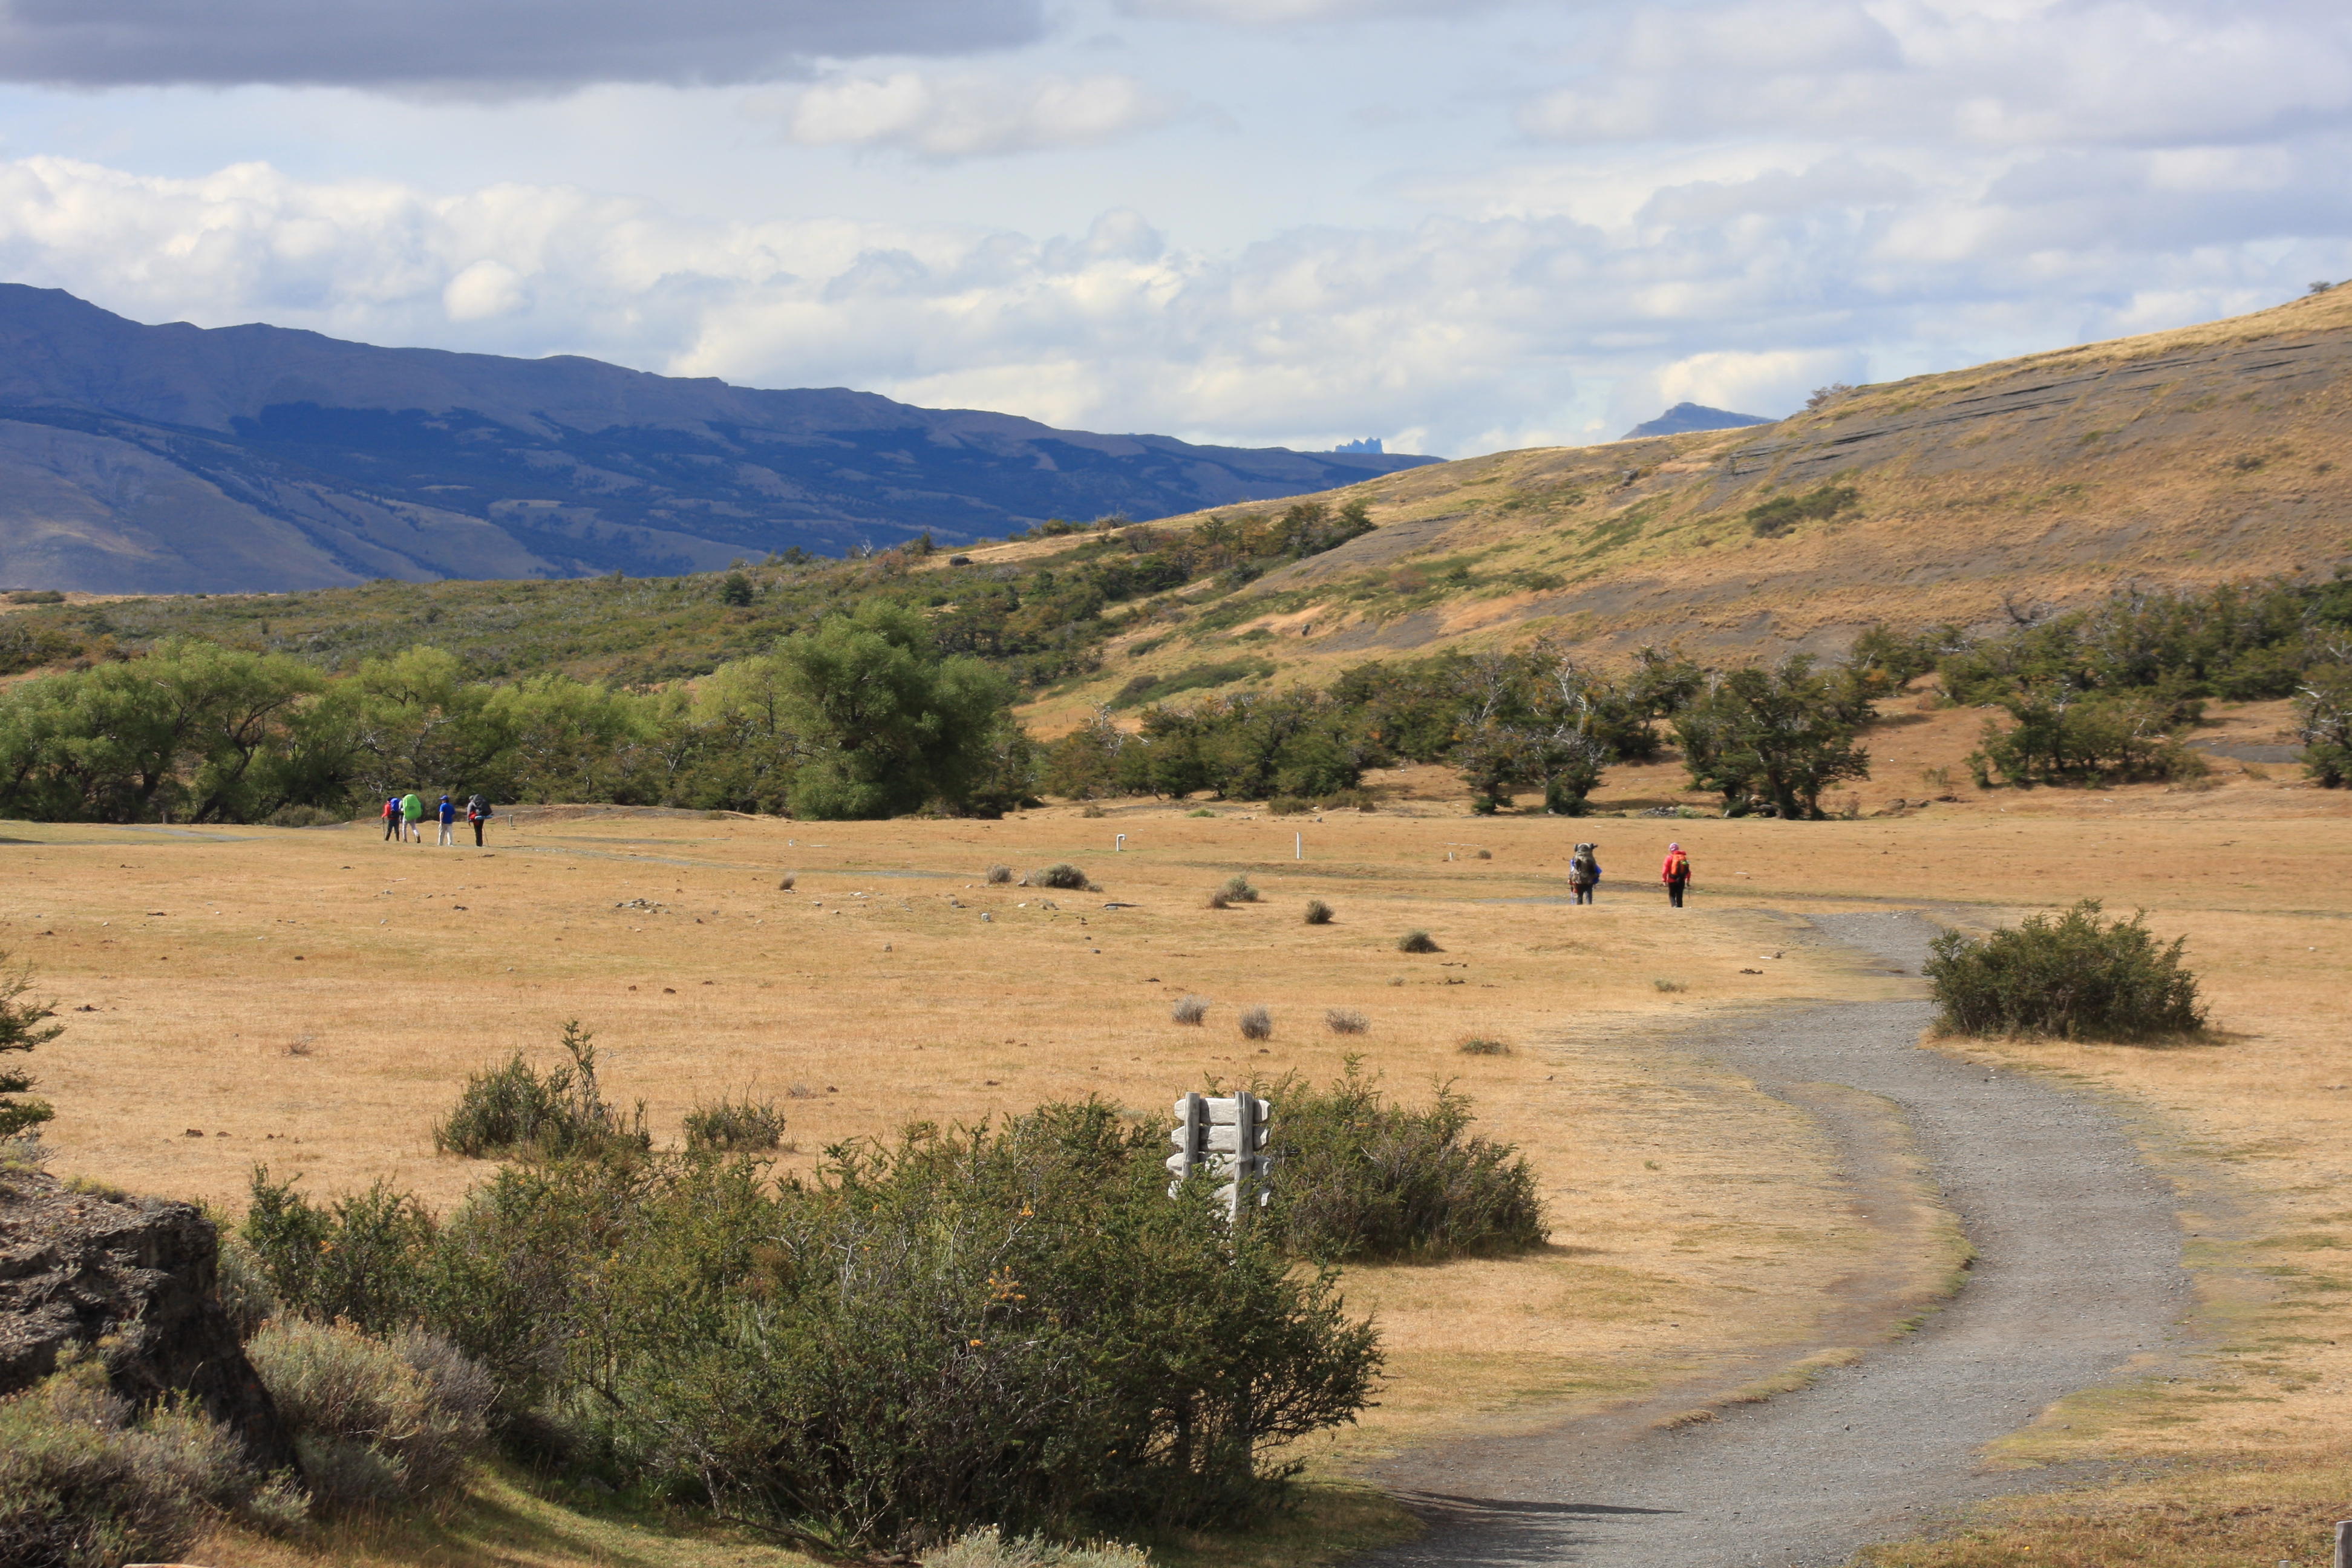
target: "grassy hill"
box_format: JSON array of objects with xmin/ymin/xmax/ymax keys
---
[{"xmin": 10, "ymin": 285, "xmax": 2351, "ymax": 731}]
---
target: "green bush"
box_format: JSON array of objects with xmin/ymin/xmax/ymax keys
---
[
  {"xmin": 1032, "ymin": 862, "xmax": 1093, "ymax": 890},
  {"xmin": 246, "ymin": 1319, "xmax": 491, "ymax": 1516},
  {"xmin": 1970, "ymin": 693, "xmax": 2206, "ymax": 787},
  {"xmin": 0, "ymin": 954, "xmax": 62, "ymax": 1140},
  {"xmin": 1219, "ymin": 875, "xmax": 1259, "ymax": 903},
  {"xmin": 1396, "ymin": 931, "xmax": 1439, "ymax": 954},
  {"xmin": 684, "ymin": 1093, "xmax": 788, "ymax": 1153},
  {"xmin": 1302, "ymin": 899, "xmax": 1333, "ymax": 925},
  {"xmin": 1925, "ymin": 900, "xmax": 2207, "ymax": 1041},
  {"xmin": 432, "ymin": 1021, "xmax": 649, "ymax": 1160},
  {"xmin": 243, "ymin": 1170, "xmax": 439, "ymax": 1336},
  {"xmin": 1745, "ymin": 484, "xmax": 1859, "ymax": 538},
  {"xmin": 419, "ymin": 1106, "xmax": 1378, "ymax": 1551},
  {"xmin": 1250, "ymin": 1065, "xmax": 1546, "ymax": 1263},
  {"xmin": 0, "ymin": 1352, "xmax": 279, "ymax": 1567}
]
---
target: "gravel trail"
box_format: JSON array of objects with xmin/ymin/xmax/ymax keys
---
[{"xmin": 1360, "ymin": 911, "xmax": 2189, "ymax": 1568}]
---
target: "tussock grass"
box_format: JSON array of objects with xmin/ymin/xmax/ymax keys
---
[
  {"xmin": 1171, "ymin": 995, "xmax": 1210, "ymax": 1026},
  {"xmin": 1304, "ymin": 898, "xmax": 1334, "ymax": 925},
  {"xmin": 1325, "ymin": 1008, "xmax": 1368, "ymax": 1036},
  {"xmin": 1220, "ymin": 875, "xmax": 1261, "ymax": 903},
  {"xmin": 1457, "ymin": 1038, "xmax": 1508, "ymax": 1056},
  {"xmin": 1397, "ymin": 931, "xmax": 1440, "ymax": 954},
  {"xmin": 1033, "ymin": 863, "xmax": 1092, "ymax": 891},
  {"xmin": 1238, "ymin": 1005, "xmax": 1273, "ymax": 1041},
  {"xmin": 985, "ymin": 865, "xmax": 1014, "ymax": 884},
  {"xmin": 1651, "ymin": 979, "xmax": 1685, "ymax": 993}
]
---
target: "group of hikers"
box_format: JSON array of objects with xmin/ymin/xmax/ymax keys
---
[
  {"xmin": 1567, "ymin": 840, "xmax": 1693, "ymax": 907},
  {"xmin": 381, "ymin": 792, "xmax": 494, "ymax": 847}
]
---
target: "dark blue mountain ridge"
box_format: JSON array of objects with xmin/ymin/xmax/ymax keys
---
[{"xmin": 0, "ymin": 284, "xmax": 1437, "ymax": 593}]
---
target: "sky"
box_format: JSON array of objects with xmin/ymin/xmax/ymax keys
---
[{"xmin": 0, "ymin": 0, "xmax": 2345, "ymax": 457}]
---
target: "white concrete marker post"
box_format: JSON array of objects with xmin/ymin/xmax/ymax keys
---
[
  {"xmin": 1116, "ymin": 833, "xmax": 1126, "ymax": 852},
  {"xmin": 1295, "ymin": 832, "xmax": 1302, "ymax": 861},
  {"xmin": 2334, "ymin": 1518, "xmax": 2350, "ymax": 1568},
  {"xmin": 1166, "ymin": 1091, "xmax": 1273, "ymax": 1224}
]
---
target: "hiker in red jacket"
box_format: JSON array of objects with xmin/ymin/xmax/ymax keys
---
[{"xmin": 1661, "ymin": 842, "xmax": 1691, "ymax": 907}]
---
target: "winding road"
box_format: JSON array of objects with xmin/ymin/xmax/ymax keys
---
[{"xmin": 1361, "ymin": 911, "xmax": 2190, "ymax": 1568}]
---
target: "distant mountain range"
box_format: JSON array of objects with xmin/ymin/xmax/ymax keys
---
[
  {"xmin": 0, "ymin": 286, "xmax": 1437, "ymax": 593},
  {"xmin": 1621, "ymin": 402, "xmax": 1774, "ymax": 439}
]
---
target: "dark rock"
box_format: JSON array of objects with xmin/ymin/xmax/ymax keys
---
[{"xmin": 0, "ymin": 1169, "xmax": 295, "ymax": 1471}]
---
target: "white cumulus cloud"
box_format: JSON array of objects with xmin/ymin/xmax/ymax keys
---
[{"xmin": 771, "ymin": 71, "xmax": 1188, "ymax": 160}]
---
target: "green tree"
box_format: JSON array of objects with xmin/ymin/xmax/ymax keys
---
[
  {"xmin": 2296, "ymin": 664, "xmax": 2352, "ymax": 786},
  {"xmin": 0, "ymin": 955, "xmax": 62, "ymax": 1138},
  {"xmin": 1674, "ymin": 657, "xmax": 1871, "ymax": 818},
  {"xmin": 776, "ymin": 599, "xmax": 1019, "ymax": 818}
]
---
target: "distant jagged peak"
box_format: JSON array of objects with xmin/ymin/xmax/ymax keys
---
[{"xmin": 1620, "ymin": 402, "xmax": 1775, "ymax": 440}]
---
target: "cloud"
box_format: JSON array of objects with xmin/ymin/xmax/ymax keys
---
[
  {"xmin": 1515, "ymin": 0, "xmax": 2352, "ymax": 148},
  {"xmin": 1117, "ymin": 0, "xmax": 1516, "ymax": 21},
  {"xmin": 0, "ymin": 147, "xmax": 2346, "ymax": 459},
  {"xmin": 768, "ymin": 71, "xmax": 1188, "ymax": 160},
  {"xmin": 0, "ymin": 0, "xmax": 1046, "ymax": 93}
]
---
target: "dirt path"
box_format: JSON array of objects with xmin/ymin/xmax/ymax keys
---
[{"xmin": 1359, "ymin": 911, "xmax": 2191, "ymax": 1568}]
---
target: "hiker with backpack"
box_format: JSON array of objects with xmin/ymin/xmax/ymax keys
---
[
  {"xmin": 402, "ymin": 792, "xmax": 425, "ymax": 843},
  {"xmin": 466, "ymin": 794, "xmax": 492, "ymax": 848},
  {"xmin": 1661, "ymin": 841, "xmax": 1692, "ymax": 907},
  {"xmin": 381, "ymin": 795, "xmax": 400, "ymax": 842},
  {"xmin": 436, "ymin": 794, "xmax": 457, "ymax": 846},
  {"xmin": 1569, "ymin": 842, "xmax": 1602, "ymax": 905}
]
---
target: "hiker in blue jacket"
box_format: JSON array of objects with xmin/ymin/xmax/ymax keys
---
[
  {"xmin": 436, "ymin": 794, "xmax": 458, "ymax": 847},
  {"xmin": 1569, "ymin": 842, "xmax": 1602, "ymax": 905}
]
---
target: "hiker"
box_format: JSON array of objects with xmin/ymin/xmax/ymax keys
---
[
  {"xmin": 381, "ymin": 795, "xmax": 400, "ymax": 842},
  {"xmin": 436, "ymin": 794, "xmax": 457, "ymax": 846},
  {"xmin": 466, "ymin": 794, "xmax": 492, "ymax": 848},
  {"xmin": 1569, "ymin": 842, "xmax": 1601, "ymax": 905},
  {"xmin": 1661, "ymin": 841, "xmax": 1692, "ymax": 907},
  {"xmin": 402, "ymin": 791, "xmax": 425, "ymax": 843}
]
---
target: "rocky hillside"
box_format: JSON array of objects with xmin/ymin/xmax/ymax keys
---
[
  {"xmin": 0, "ymin": 285, "xmax": 1434, "ymax": 595},
  {"xmin": 999, "ymin": 286, "xmax": 2352, "ymax": 731}
]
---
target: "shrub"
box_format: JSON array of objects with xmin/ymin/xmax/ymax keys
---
[
  {"xmin": 246, "ymin": 1319, "xmax": 490, "ymax": 1515},
  {"xmin": 1186, "ymin": 808, "xmax": 1217, "ymax": 818},
  {"xmin": 684, "ymin": 1094, "xmax": 788, "ymax": 1153},
  {"xmin": 1267, "ymin": 796, "xmax": 1312, "ymax": 816},
  {"xmin": 1457, "ymin": 1038, "xmax": 1508, "ymax": 1056},
  {"xmin": 779, "ymin": 871, "xmax": 797, "ymax": 890},
  {"xmin": 1321, "ymin": 789, "xmax": 1375, "ymax": 812},
  {"xmin": 1396, "ymin": 931, "xmax": 1440, "ymax": 954},
  {"xmin": 1238, "ymin": 1006, "xmax": 1273, "ymax": 1040},
  {"xmin": 986, "ymin": 865, "xmax": 1014, "ymax": 884},
  {"xmin": 1651, "ymin": 979, "xmax": 1685, "ymax": 993},
  {"xmin": 422, "ymin": 1106, "xmax": 1379, "ymax": 1548},
  {"xmin": 1204, "ymin": 889, "xmax": 1232, "ymax": 910},
  {"xmin": 1302, "ymin": 899, "xmax": 1333, "ymax": 925},
  {"xmin": 243, "ymin": 1170, "xmax": 439, "ymax": 1336},
  {"xmin": 1219, "ymin": 875, "xmax": 1260, "ymax": 903},
  {"xmin": 431, "ymin": 1021, "xmax": 650, "ymax": 1160},
  {"xmin": 1324, "ymin": 1009, "xmax": 1367, "ymax": 1036},
  {"xmin": 1252, "ymin": 1065, "xmax": 1546, "ymax": 1263},
  {"xmin": 0, "ymin": 953, "xmax": 63, "ymax": 1139},
  {"xmin": 1171, "ymin": 995, "xmax": 1210, "ymax": 1025},
  {"xmin": 215, "ymin": 1227, "xmax": 280, "ymax": 1341},
  {"xmin": 1926, "ymin": 900, "xmax": 2206, "ymax": 1040},
  {"xmin": 925, "ymin": 1526, "xmax": 1152, "ymax": 1567},
  {"xmin": 0, "ymin": 1354, "xmax": 266, "ymax": 1568},
  {"xmin": 1033, "ymin": 863, "xmax": 1092, "ymax": 890},
  {"xmin": 1746, "ymin": 484, "xmax": 1859, "ymax": 538}
]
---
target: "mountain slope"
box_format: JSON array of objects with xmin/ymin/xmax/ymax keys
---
[
  {"xmin": 0, "ymin": 285, "xmax": 1434, "ymax": 593},
  {"xmin": 995, "ymin": 287, "xmax": 2352, "ymax": 730},
  {"xmin": 1621, "ymin": 402, "xmax": 1772, "ymax": 439}
]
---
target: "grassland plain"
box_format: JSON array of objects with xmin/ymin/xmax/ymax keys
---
[{"xmin": 9, "ymin": 746, "xmax": 2352, "ymax": 1567}]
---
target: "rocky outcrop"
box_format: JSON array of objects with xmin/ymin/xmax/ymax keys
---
[{"xmin": 0, "ymin": 1168, "xmax": 295, "ymax": 1471}]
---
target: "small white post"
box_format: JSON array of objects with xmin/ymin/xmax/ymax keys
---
[
  {"xmin": 1295, "ymin": 832, "xmax": 1302, "ymax": 861},
  {"xmin": 1116, "ymin": 833, "xmax": 1126, "ymax": 852},
  {"xmin": 2333, "ymin": 1518, "xmax": 2350, "ymax": 1568}
]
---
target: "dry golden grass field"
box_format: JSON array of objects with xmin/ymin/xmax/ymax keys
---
[{"xmin": 10, "ymin": 729, "xmax": 2352, "ymax": 1567}]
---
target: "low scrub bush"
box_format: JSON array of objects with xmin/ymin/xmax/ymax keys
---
[
  {"xmin": 1925, "ymin": 900, "xmax": 2206, "ymax": 1040},
  {"xmin": 1219, "ymin": 875, "xmax": 1260, "ymax": 903},
  {"xmin": 986, "ymin": 865, "xmax": 1014, "ymax": 884},
  {"xmin": 1396, "ymin": 930, "xmax": 1440, "ymax": 954},
  {"xmin": 1457, "ymin": 1038, "xmax": 1508, "ymax": 1056},
  {"xmin": 1171, "ymin": 995, "xmax": 1210, "ymax": 1025},
  {"xmin": 1267, "ymin": 796, "xmax": 1312, "ymax": 816},
  {"xmin": 1302, "ymin": 899, "xmax": 1333, "ymax": 925},
  {"xmin": 1321, "ymin": 788, "xmax": 1375, "ymax": 812},
  {"xmin": 779, "ymin": 871, "xmax": 797, "ymax": 891},
  {"xmin": 0, "ymin": 1352, "xmax": 282, "ymax": 1567},
  {"xmin": 246, "ymin": 1319, "xmax": 491, "ymax": 1516},
  {"xmin": 1746, "ymin": 483, "xmax": 1859, "ymax": 538},
  {"xmin": 1033, "ymin": 863, "xmax": 1093, "ymax": 890},
  {"xmin": 1250, "ymin": 1065, "xmax": 1546, "ymax": 1263},
  {"xmin": 418, "ymin": 1106, "xmax": 1379, "ymax": 1549},
  {"xmin": 1204, "ymin": 889, "xmax": 1232, "ymax": 910},
  {"xmin": 684, "ymin": 1093, "xmax": 788, "ymax": 1153},
  {"xmin": 1324, "ymin": 1009, "xmax": 1368, "ymax": 1036},
  {"xmin": 1238, "ymin": 1006, "xmax": 1273, "ymax": 1041},
  {"xmin": 1651, "ymin": 979, "xmax": 1685, "ymax": 993},
  {"xmin": 431, "ymin": 1021, "xmax": 650, "ymax": 1161},
  {"xmin": 925, "ymin": 1525, "xmax": 1151, "ymax": 1567},
  {"xmin": 243, "ymin": 1171, "xmax": 439, "ymax": 1336}
]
